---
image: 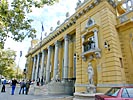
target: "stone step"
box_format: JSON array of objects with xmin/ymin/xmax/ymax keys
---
[
  {"xmin": 29, "ymin": 85, "xmax": 48, "ymax": 95},
  {"xmin": 33, "ymin": 96, "xmax": 73, "ymax": 100}
]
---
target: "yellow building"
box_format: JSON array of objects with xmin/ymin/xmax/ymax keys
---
[{"xmin": 25, "ymin": 0, "xmax": 133, "ymax": 94}]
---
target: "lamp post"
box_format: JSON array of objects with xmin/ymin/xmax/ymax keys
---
[{"xmin": 23, "ymin": 68, "xmax": 26, "ymax": 79}]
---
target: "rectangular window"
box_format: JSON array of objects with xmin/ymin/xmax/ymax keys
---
[{"xmin": 122, "ymin": 88, "xmax": 133, "ymax": 98}]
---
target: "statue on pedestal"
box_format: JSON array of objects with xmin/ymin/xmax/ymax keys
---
[
  {"xmin": 76, "ymin": 0, "xmax": 81, "ymax": 8},
  {"xmin": 88, "ymin": 62, "xmax": 94, "ymax": 84},
  {"xmin": 51, "ymin": 70, "xmax": 60, "ymax": 82},
  {"xmin": 87, "ymin": 62, "xmax": 96, "ymax": 93},
  {"xmin": 55, "ymin": 70, "xmax": 60, "ymax": 82}
]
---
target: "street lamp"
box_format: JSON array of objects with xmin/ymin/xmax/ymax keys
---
[{"xmin": 23, "ymin": 68, "xmax": 26, "ymax": 79}]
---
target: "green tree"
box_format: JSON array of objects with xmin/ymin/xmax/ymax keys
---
[
  {"xmin": 4, "ymin": 67, "xmax": 15, "ymax": 79},
  {"xmin": 0, "ymin": 0, "xmax": 58, "ymax": 49},
  {"xmin": 0, "ymin": 48, "xmax": 16, "ymax": 78}
]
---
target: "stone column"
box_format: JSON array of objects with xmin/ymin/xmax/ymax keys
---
[
  {"xmin": 53, "ymin": 41, "xmax": 60, "ymax": 79},
  {"xmin": 93, "ymin": 29, "xmax": 98, "ymax": 49},
  {"xmin": 131, "ymin": 0, "xmax": 133, "ymax": 10},
  {"xmin": 35, "ymin": 53, "xmax": 41, "ymax": 82},
  {"xmin": 31, "ymin": 56, "xmax": 36, "ymax": 81},
  {"xmin": 82, "ymin": 35, "xmax": 85, "ymax": 53},
  {"xmin": 63, "ymin": 35, "xmax": 69, "ymax": 80},
  {"xmin": 39, "ymin": 50, "xmax": 46, "ymax": 79},
  {"xmin": 125, "ymin": 0, "xmax": 130, "ymax": 11},
  {"xmin": 46, "ymin": 46, "xmax": 52, "ymax": 83}
]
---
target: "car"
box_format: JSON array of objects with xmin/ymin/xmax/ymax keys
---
[
  {"xmin": 1, "ymin": 78, "xmax": 6, "ymax": 83},
  {"xmin": 95, "ymin": 86, "xmax": 133, "ymax": 100},
  {"xmin": 1, "ymin": 78, "xmax": 5, "ymax": 82}
]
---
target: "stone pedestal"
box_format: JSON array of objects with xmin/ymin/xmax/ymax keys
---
[
  {"xmin": 86, "ymin": 84, "xmax": 96, "ymax": 94},
  {"xmin": 34, "ymin": 86, "xmax": 42, "ymax": 95},
  {"xmin": 47, "ymin": 80, "xmax": 74, "ymax": 95},
  {"xmin": 32, "ymin": 85, "xmax": 48, "ymax": 95}
]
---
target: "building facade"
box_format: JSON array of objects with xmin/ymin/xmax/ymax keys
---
[{"xmin": 25, "ymin": 0, "xmax": 133, "ymax": 93}]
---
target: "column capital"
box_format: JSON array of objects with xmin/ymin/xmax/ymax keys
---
[
  {"xmin": 64, "ymin": 34, "xmax": 70, "ymax": 41},
  {"xmin": 42, "ymin": 49, "xmax": 47, "ymax": 54},
  {"xmin": 32, "ymin": 57, "xmax": 34, "ymax": 61},
  {"xmin": 54, "ymin": 41, "xmax": 61, "ymax": 46},
  {"xmin": 34, "ymin": 55, "xmax": 36, "ymax": 59},
  {"xmin": 47, "ymin": 45, "xmax": 53, "ymax": 50},
  {"xmin": 37, "ymin": 53, "xmax": 41, "ymax": 57},
  {"xmin": 82, "ymin": 35, "xmax": 85, "ymax": 38},
  {"xmin": 35, "ymin": 55, "xmax": 37, "ymax": 59},
  {"xmin": 93, "ymin": 29, "xmax": 98, "ymax": 33}
]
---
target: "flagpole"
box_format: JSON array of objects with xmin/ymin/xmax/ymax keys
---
[
  {"xmin": 40, "ymin": 22, "xmax": 44, "ymax": 49},
  {"xmin": 17, "ymin": 51, "xmax": 22, "ymax": 79}
]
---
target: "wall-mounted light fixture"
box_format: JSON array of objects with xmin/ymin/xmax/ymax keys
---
[{"xmin": 104, "ymin": 41, "xmax": 110, "ymax": 51}]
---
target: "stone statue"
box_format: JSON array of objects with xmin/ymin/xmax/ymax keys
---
[
  {"xmin": 55, "ymin": 70, "xmax": 60, "ymax": 82},
  {"xmin": 76, "ymin": 0, "xmax": 81, "ymax": 7},
  {"xmin": 88, "ymin": 62, "xmax": 94, "ymax": 84}
]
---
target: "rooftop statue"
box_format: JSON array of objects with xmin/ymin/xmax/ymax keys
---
[{"xmin": 76, "ymin": 0, "xmax": 82, "ymax": 7}]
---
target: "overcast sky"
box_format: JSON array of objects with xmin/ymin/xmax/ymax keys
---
[{"xmin": 4, "ymin": 0, "xmax": 83, "ymax": 70}]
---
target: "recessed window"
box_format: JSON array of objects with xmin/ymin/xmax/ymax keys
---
[{"xmin": 119, "ymin": 58, "xmax": 123, "ymax": 68}]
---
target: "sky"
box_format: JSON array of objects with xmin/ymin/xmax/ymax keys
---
[{"xmin": 4, "ymin": 0, "xmax": 83, "ymax": 70}]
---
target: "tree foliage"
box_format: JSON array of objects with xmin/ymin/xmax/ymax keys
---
[
  {"xmin": 0, "ymin": 48, "xmax": 16, "ymax": 78},
  {"xmin": 0, "ymin": 0, "xmax": 58, "ymax": 49}
]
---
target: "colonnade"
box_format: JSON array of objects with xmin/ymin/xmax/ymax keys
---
[{"xmin": 31, "ymin": 35, "xmax": 72, "ymax": 83}]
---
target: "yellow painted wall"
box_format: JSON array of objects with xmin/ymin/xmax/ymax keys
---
[
  {"xmin": 58, "ymin": 41, "xmax": 63, "ymax": 79},
  {"xmin": 118, "ymin": 23, "xmax": 133, "ymax": 84}
]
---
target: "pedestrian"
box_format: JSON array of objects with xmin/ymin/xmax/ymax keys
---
[
  {"xmin": 25, "ymin": 80, "xmax": 31, "ymax": 95},
  {"xmin": 36, "ymin": 77, "xmax": 40, "ymax": 86},
  {"xmin": 11, "ymin": 78, "xmax": 18, "ymax": 95},
  {"xmin": 19, "ymin": 80, "xmax": 25, "ymax": 94},
  {"xmin": 1, "ymin": 79, "xmax": 6, "ymax": 92},
  {"xmin": 41, "ymin": 76, "xmax": 44, "ymax": 86}
]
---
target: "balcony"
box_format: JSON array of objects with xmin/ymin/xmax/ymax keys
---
[
  {"xmin": 81, "ymin": 40, "xmax": 101, "ymax": 61},
  {"xmin": 117, "ymin": 10, "xmax": 133, "ymax": 26}
]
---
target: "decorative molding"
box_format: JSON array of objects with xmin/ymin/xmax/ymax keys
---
[
  {"xmin": 97, "ymin": 84, "xmax": 133, "ymax": 87},
  {"xmin": 95, "ymin": 51, "xmax": 101, "ymax": 58},
  {"xmin": 82, "ymin": 55, "xmax": 87, "ymax": 61},
  {"xmin": 75, "ymin": 83, "xmax": 133, "ymax": 87},
  {"xmin": 85, "ymin": 17, "xmax": 95, "ymax": 29}
]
